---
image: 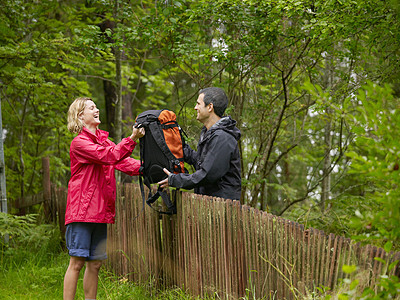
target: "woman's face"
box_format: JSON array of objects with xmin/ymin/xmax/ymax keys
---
[{"xmin": 80, "ymin": 100, "xmax": 100, "ymax": 129}]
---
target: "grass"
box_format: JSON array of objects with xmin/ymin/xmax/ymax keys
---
[
  {"xmin": 0, "ymin": 245, "xmax": 235, "ymax": 300},
  {"xmin": 0, "ymin": 246, "xmax": 197, "ymax": 300},
  {"xmin": 0, "ymin": 245, "xmax": 200, "ymax": 300},
  {"xmin": 0, "ymin": 215, "xmax": 152, "ymax": 300},
  {"xmin": 1, "ymin": 250, "xmax": 68, "ymax": 299},
  {"xmin": 3, "ymin": 214, "xmax": 398, "ymax": 300},
  {"xmin": 0, "ymin": 249, "xmax": 158, "ymax": 300},
  {"xmin": 0, "ymin": 217, "xmax": 205, "ymax": 300}
]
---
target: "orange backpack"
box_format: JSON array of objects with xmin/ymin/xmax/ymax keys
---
[{"xmin": 136, "ymin": 109, "xmax": 187, "ymax": 215}]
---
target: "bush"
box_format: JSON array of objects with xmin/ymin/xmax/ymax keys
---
[{"xmin": 0, "ymin": 212, "xmax": 62, "ymax": 270}]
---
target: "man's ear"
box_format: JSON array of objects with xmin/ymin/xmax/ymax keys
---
[{"xmin": 208, "ymin": 102, "xmax": 214, "ymax": 113}]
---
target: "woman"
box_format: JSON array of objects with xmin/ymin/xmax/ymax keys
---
[{"xmin": 63, "ymin": 97, "xmax": 145, "ymax": 300}]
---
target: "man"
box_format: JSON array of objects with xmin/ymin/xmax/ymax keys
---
[{"xmin": 158, "ymin": 87, "xmax": 242, "ymax": 201}]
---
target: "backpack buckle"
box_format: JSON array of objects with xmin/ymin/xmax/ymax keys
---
[{"xmin": 172, "ymin": 159, "xmax": 181, "ymax": 172}]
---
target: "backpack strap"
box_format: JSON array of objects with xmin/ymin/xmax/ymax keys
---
[
  {"xmin": 159, "ymin": 189, "xmax": 177, "ymax": 214},
  {"xmin": 138, "ymin": 166, "xmax": 176, "ymax": 215},
  {"xmin": 144, "ymin": 184, "xmax": 177, "ymax": 215},
  {"xmin": 161, "ymin": 121, "xmax": 178, "ymax": 129}
]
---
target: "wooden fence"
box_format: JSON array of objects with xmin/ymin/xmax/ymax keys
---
[
  {"xmin": 12, "ymin": 159, "xmax": 400, "ymax": 298},
  {"xmin": 100, "ymin": 183, "xmax": 400, "ymax": 299}
]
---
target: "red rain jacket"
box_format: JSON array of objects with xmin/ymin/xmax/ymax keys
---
[{"xmin": 65, "ymin": 127, "xmax": 141, "ymax": 225}]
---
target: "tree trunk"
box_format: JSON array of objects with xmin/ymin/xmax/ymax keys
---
[
  {"xmin": 321, "ymin": 112, "xmax": 332, "ymax": 211},
  {"xmin": 103, "ymin": 80, "xmax": 116, "ymax": 138},
  {"xmin": 320, "ymin": 55, "xmax": 334, "ymax": 211},
  {"xmin": 98, "ymin": 17, "xmax": 117, "ymax": 139},
  {"xmin": 114, "ymin": 46, "xmax": 122, "ymax": 143},
  {"xmin": 19, "ymin": 98, "xmax": 29, "ymax": 213}
]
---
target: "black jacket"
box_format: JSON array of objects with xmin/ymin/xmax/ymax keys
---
[{"xmin": 169, "ymin": 116, "xmax": 242, "ymax": 201}]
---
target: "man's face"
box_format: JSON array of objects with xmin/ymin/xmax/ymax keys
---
[{"xmin": 195, "ymin": 93, "xmax": 211, "ymax": 124}]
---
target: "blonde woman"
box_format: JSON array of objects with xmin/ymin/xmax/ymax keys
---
[{"xmin": 63, "ymin": 97, "xmax": 144, "ymax": 300}]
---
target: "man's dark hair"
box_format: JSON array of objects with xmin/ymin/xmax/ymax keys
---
[{"xmin": 199, "ymin": 87, "xmax": 228, "ymax": 117}]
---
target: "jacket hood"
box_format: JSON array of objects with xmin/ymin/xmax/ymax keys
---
[{"xmin": 210, "ymin": 116, "xmax": 241, "ymax": 140}]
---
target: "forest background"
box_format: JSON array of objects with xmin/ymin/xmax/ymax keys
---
[{"xmin": 1, "ymin": 0, "xmax": 400, "ymax": 255}]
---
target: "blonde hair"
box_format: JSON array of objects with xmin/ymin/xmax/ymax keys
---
[{"xmin": 67, "ymin": 97, "xmax": 92, "ymax": 133}]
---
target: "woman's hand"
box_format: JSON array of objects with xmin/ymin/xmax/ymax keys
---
[{"xmin": 130, "ymin": 125, "xmax": 145, "ymax": 141}]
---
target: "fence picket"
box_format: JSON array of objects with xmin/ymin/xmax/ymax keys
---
[
  {"xmin": 267, "ymin": 213, "xmax": 274, "ymax": 296},
  {"xmin": 228, "ymin": 200, "xmax": 237, "ymax": 298},
  {"xmin": 206, "ymin": 196, "xmax": 216, "ymax": 295},
  {"xmin": 328, "ymin": 235, "xmax": 339, "ymax": 289},
  {"xmin": 199, "ymin": 196, "xmax": 206, "ymax": 297},
  {"xmin": 177, "ymin": 193, "xmax": 184, "ymax": 287},
  {"xmin": 287, "ymin": 220, "xmax": 294, "ymax": 300},
  {"xmin": 310, "ymin": 229, "xmax": 316, "ymax": 291},
  {"xmin": 313, "ymin": 229, "xmax": 321, "ymax": 289}
]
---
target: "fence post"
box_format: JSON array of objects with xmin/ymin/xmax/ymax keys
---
[
  {"xmin": 0, "ymin": 93, "xmax": 8, "ymax": 243},
  {"xmin": 42, "ymin": 156, "xmax": 51, "ymax": 222}
]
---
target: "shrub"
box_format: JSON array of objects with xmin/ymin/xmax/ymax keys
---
[{"xmin": 0, "ymin": 212, "xmax": 62, "ymax": 270}]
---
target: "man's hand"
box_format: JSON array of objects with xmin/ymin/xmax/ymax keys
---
[{"xmin": 158, "ymin": 168, "xmax": 172, "ymax": 188}]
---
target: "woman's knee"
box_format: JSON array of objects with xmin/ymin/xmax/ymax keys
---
[
  {"xmin": 68, "ymin": 257, "xmax": 86, "ymax": 271},
  {"xmin": 87, "ymin": 260, "xmax": 102, "ymax": 272}
]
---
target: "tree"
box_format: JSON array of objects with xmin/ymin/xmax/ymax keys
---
[
  {"xmin": 2, "ymin": 0, "xmax": 400, "ymax": 250},
  {"xmin": 343, "ymin": 82, "xmax": 400, "ymax": 246},
  {"xmin": 0, "ymin": 0, "xmax": 93, "ymax": 207}
]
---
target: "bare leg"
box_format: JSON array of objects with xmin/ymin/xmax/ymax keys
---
[
  {"xmin": 83, "ymin": 260, "xmax": 103, "ymax": 299},
  {"xmin": 64, "ymin": 256, "xmax": 85, "ymax": 300}
]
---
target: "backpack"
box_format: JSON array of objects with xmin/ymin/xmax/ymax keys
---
[{"xmin": 135, "ymin": 109, "xmax": 186, "ymax": 215}]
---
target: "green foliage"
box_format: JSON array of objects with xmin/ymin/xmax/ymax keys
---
[
  {"xmin": 333, "ymin": 262, "xmax": 400, "ymax": 300},
  {"xmin": 0, "ymin": 213, "xmax": 62, "ymax": 270},
  {"xmin": 0, "ymin": 0, "xmax": 94, "ymax": 205},
  {"xmin": 343, "ymin": 82, "xmax": 400, "ymax": 247},
  {"xmin": 286, "ymin": 82, "xmax": 400, "ymax": 249},
  {"xmin": 0, "ymin": 212, "xmax": 37, "ymax": 238},
  {"xmin": 287, "ymin": 197, "xmax": 353, "ymax": 237},
  {"xmin": 2, "ymin": 0, "xmax": 400, "ymax": 259}
]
